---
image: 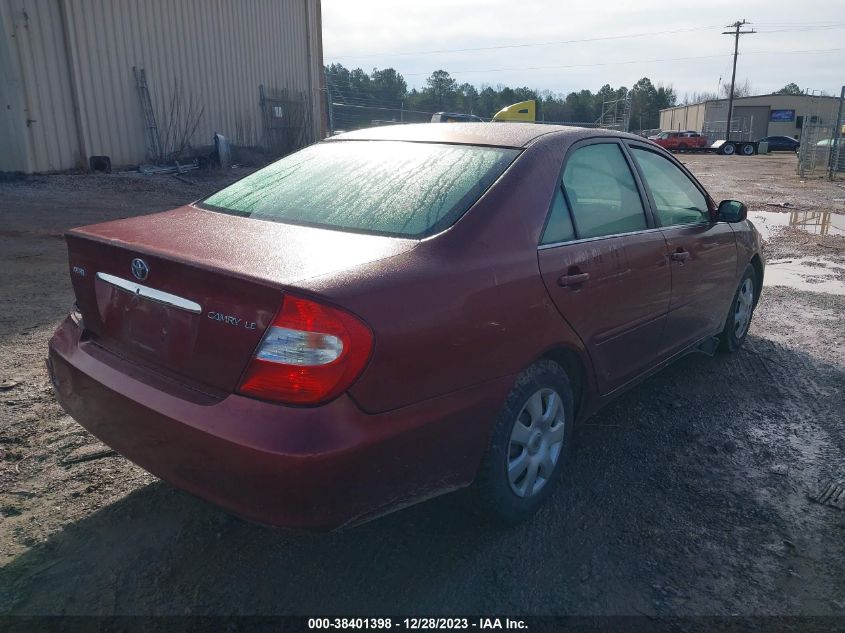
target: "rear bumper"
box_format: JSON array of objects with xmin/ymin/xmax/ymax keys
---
[{"xmin": 48, "ymin": 317, "xmax": 512, "ymax": 529}]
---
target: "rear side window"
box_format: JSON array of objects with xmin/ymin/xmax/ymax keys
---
[
  {"xmin": 630, "ymin": 148, "xmax": 709, "ymax": 226},
  {"xmin": 562, "ymin": 143, "xmax": 647, "ymax": 239},
  {"xmin": 200, "ymin": 141, "xmax": 519, "ymax": 238}
]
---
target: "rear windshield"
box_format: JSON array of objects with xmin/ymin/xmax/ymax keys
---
[{"xmin": 199, "ymin": 140, "xmax": 519, "ymax": 238}]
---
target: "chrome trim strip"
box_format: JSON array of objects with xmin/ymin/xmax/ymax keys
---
[
  {"xmin": 537, "ymin": 220, "xmax": 716, "ymax": 251},
  {"xmin": 538, "ymin": 227, "xmax": 665, "ymax": 250},
  {"xmin": 95, "ymin": 272, "xmax": 202, "ymax": 314}
]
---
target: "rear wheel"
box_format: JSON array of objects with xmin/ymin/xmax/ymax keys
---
[
  {"xmin": 721, "ymin": 142, "xmax": 737, "ymax": 155},
  {"xmin": 720, "ymin": 264, "xmax": 757, "ymax": 352},
  {"xmin": 740, "ymin": 143, "xmax": 756, "ymax": 156},
  {"xmin": 474, "ymin": 361, "xmax": 575, "ymax": 525}
]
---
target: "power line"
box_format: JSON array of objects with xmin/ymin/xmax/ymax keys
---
[
  {"xmin": 403, "ymin": 54, "xmax": 730, "ymax": 77},
  {"xmin": 397, "ymin": 46, "xmax": 843, "ymax": 78},
  {"xmin": 753, "ymin": 20, "xmax": 845, "ymax": 25},
  {"xmin": 328, "ymin": 22, "xmax": 845, "ymax": 62},
  {"xmin": 329, "ymin": 25, "xmax": 723, "ymax": 60},
  {"xmin": 757, "ymin": 24, "xmax": 845, "ymax": 33}
]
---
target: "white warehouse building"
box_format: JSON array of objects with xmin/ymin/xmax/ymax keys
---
[
  {"xmin": 0, "ymin": 0, "xmax": 326, "ymax": 173},
  {"xmin": 659, "ymin": 93, "xmax": 843, "ymax": 142}
]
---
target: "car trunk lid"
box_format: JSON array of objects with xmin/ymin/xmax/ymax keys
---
[{"xmin": 65, "ymin": 205, "xmax": 416, "ymax": 394}]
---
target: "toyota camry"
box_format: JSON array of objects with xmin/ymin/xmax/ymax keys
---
[{"xmin": 48, "ymin": 124, "xmax": 764, "ymax": 529}]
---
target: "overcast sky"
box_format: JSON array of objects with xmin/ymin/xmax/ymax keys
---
[{"xmin": 322, "ymin": 0, "xmax": 844, "ymax": 99}]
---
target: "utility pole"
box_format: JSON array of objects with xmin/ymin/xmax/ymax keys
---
[{"xmin": 722, "ymin": 19, "xmax": 756, "ymax": 141}]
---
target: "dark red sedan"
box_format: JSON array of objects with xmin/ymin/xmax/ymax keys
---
[{"xmin": 48, "ymin": 124, "xmax": 764, "ymax": 529}]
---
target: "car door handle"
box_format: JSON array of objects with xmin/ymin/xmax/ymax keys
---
[
  {"xmin": 558, "ymin": 272, "xmax": 590, "ymax": 287},
  {"xmin": 670, "ymin": 249, "xmax": 690, "ymax": 262}
]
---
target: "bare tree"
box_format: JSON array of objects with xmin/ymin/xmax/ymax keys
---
[
  {"xmin": 721, "ymin": 78, "xmax": 753, "ymax": 99},
  {"xmin": 156, "ymin": 79, "xmax": 205, "ymax": 162},
  {"xmin": 683, "ymin": 91, "xmax": 720, "ymax": 105}
]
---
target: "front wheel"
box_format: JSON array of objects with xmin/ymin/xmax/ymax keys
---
[
  {"xmin": 721, "ymin": 142, "xmax": 737, "ymax": 155},
  {"xmin": 720, "ymin": 264, "xmax": 757, "ymax": 352},
  {"xmin": 474, "ymin": 361, "xmax": 575, "ymax": 525}
]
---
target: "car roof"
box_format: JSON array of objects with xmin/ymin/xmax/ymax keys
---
[{"xmin": 327, "ymin": 123, "xmax": 632, "ymax": 149}]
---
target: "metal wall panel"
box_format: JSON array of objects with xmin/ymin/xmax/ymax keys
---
[
  {"xmin": 63, "ymin": 0, "xmax": 323, "ymax": 167},
  {"xmin": 1, "ymin": 0, "xmax": 81, "ymax": 172},
  {"xmin": 0, "ymin": 4, "xmax": 30, "ymax": 171},
  {"xmin": 2, "ymin": 0, "xmax": 323, "ymax": 172},
  {"xmin": 659, "ymin": 103, "xmax": 705, "ymax": 133}
]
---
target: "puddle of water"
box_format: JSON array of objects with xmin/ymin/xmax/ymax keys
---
[
  {"xmin": 748, "ymin": 210, "xmax": 845, "ymax": 294},
  {"xmin": 748, "ymin": 210, "xmax": 845, "ymax": 242},
  {"xmin": 764, "ymin": 257, "xmax": 845, "ymax": 295}
]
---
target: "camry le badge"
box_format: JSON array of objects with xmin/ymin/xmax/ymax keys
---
[{"xmin": 131, "ymin": 258, "xmax": 150, "ymax": 281}]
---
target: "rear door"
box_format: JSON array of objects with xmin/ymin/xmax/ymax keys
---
[
  {"xmin": 626, "ymin": 143, "xmax": 737, "ymax": 358},
  {"xmin": 538, "ymin": 140, "xmax": 671, "ymax": 395}
]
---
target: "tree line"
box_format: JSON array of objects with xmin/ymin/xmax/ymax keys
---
[
  {"xmin": 326, "ymin": 64, "xmax": 677, "ymax": 131},
  {"xmin": 681, "ymin": 80, "xmax": 804, "ymax": 105}
]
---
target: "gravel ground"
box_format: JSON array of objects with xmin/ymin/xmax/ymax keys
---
[{"xmin": 1, "ymin": 153, "xmax": 844, "ymax": 618}]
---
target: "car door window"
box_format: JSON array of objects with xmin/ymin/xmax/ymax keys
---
[
  {"xmin": 562, "ymin": 143, "xmax": 647, "ymax": 239},
  {"xmin": 541, "ymin": 186, "xmax": 576, "ymax": 245},
  {"xmin": 630, "ymin": 148, "xmax": 709, "ymax": 226}
]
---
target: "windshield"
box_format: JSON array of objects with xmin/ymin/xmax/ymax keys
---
[{"xmin": 200, "ymin": 140, "xmax": 519, "ymax": 238}]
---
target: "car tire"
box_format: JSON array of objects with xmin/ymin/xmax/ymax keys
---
[
  {"xmin": 719, "ymin": 264, "xmax": 757, "ymax": 353},
  {"xmin": 721, "ymin": 142, "xmax": 736, "ymax": 155},
  {"xmin": 474, "ymin": 360, "xmax": 575, "ymax": 526},
  {"xmin": 740, "ymin": 143, "xmax": 755, "ymax": 156}
]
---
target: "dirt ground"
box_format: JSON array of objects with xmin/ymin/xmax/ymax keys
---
[{"xmin": 1, "ymin": 154, "xmax": 844, "ymax": 617}]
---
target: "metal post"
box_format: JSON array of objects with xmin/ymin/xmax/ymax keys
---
[
  {"xmin": 725, "ymin": 24, "xmax": 739, "ymax": 142},
  {"xmin": 829, "ymin": 85, "xmax": 844, "ymax": 180},
  {"xmin": 722, "ymin": 20, "xmax": 756, "ymax": 142},
  {"xmin": 326, "ymin": 74, "xmax": 334, "ymax": 136}
]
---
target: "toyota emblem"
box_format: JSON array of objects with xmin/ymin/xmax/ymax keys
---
[{"xmin": 131, "ymin": 258, "xmax": 150, "ymax": 281}]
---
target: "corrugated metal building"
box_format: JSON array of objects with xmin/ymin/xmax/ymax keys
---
[
  {"xmin": 0, "ymin": 0, "xmax": 325, "ymax": 173},
  {"xmin": 659, "ymin": 94, "xmax": 842, "ymax": 141}
]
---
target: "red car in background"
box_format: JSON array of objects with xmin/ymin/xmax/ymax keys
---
[
  {"xmin": 653, "ymin": 130, "xmax": 709, "ymax": 151},
  {"xmin": 48, "ymin": 124, "xmax": 764, "ymax": 529}
]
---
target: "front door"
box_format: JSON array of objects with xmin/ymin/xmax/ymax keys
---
[
  {"xmin": 627, "ymin": 145, "xmax": 738, "ymax": 358},
  {"xmin": 538, "ymin": 141, "xmax": 671, "ymax": 395}
]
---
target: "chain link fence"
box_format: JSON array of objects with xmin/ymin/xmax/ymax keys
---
[
  {"xmin": 798, "ymin": 123, "xmax": 843, "ymax": 178},
  {"xmin": 701, "ymin": 116, "xmax": 755, "ymax": 144},
  {"xmin": 798, "ymin": 88, "xmax": 844, "ymax": 179}
]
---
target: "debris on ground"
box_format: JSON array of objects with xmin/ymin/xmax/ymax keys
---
[
  {"xmin": 137, "ymin": 159, "xmax": 200, "ymax": 176},
  {"xmin": 809, "ymin": 480, "xmax": 845, "ymax": 510},
  {"xmin": 770, "ymin": 464, "xmax": 789, "ymax": 476},
  {"xmin": 60, "ymin": 446, "xmax": 118, "ymax": 466}
]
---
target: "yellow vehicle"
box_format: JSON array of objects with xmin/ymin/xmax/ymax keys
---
[{"xmin": 492, "ymin": 100, "xmax": 536, "ymax": 122}]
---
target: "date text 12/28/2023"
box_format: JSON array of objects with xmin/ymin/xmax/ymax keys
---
[{"xmin": 307, "ymin": 618, "xmax": 528, "ymax": 630}]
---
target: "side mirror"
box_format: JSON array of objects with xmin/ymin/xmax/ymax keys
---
[{"xmin": 718, "ymin": 200, "xmax": 748, "ymax": 223}]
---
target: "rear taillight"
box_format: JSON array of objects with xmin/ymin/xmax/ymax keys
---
[{"xmin": 237, "ymin": 295, "xmax": 373, "ymax": 405}]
